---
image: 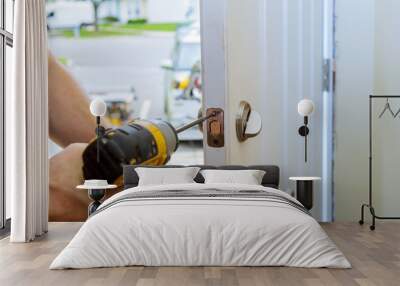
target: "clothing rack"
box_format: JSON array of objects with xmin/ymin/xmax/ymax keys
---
[{"xmin": 359, "ymin": 95, "xmax": 400, "ymax": 230}]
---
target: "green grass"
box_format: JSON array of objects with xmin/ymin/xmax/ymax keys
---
[
  {"xmin": 59, "ymin": 22, "xmax": 180, "ymax": 39},
  {"xmin": 61, "ymin": 28, "xmax": 141, "ymax": 38},
  {"xmin": 119, "ymin": 22, "xmax": 179, "ymax": 32}
]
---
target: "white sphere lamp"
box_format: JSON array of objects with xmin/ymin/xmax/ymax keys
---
[
  {"xmin": 90, "ymin": 98, "xmax": 107, "ymax": 117},
  {"xmin": 90, "ymin": 98, "xmax": 107, "ymax": 163},
  {"xmin": 297, "ymin": 99, "xmax": 315, "ymax": 163},
  {"xmin": 297, "ymin": 99, "xmax": 314, "ymax": 116}
]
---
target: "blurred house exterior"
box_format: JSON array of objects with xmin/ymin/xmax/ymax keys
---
[
  {"xmin": 145, "ymin": 0, "xmax": 199, "ymax": 23},
  {"xmin": 46, "ymin": 0, "xmax": 199, "ymax": 29},
  {"xmin": 102, "ymin": 0, "xmax": 199, "ymax": 23}
]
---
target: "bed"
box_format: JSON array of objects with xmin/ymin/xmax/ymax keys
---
[{"xmin": 50, "ymin": 165, "xmax": 350, "ymax": 269}]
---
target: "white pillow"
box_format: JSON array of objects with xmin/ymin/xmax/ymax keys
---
[
  {"xmin": 135, "ymin": 167, "xmax": 201, "ymax": 186},
  {"xmin": 200, "ymin": 169, "xmax": 266, "ymax": 185}
]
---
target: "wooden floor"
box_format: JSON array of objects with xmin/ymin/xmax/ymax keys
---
[{"xmin": 0, "ymin": 222, "xmax": 399, "ymax": 286}]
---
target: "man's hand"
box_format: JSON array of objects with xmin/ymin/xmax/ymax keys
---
[
  {"xmin": 49, "ymin": 143, "xmax": 121, "ymax": 221},
  {"xmin": 49, "ymin": 143, "xmax": 89, "ymax": 221}
]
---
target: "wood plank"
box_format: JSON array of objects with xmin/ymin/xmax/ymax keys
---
[{"xmin": 0, "ymin": 222, "xmax": 399, "ymax": 286}]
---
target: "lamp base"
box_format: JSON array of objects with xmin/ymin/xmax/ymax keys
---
[
  {"xmin": 88, "ymin": 189, "xmax": 106, "ymax": 215},
  {"xmin": 298, "ymin": 126, "xmax": 309, "ymax": 136}
]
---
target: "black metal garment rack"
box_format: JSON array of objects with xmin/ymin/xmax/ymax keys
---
[{"xmin": 359, "ymin": 95, "xmax": 400, "ymax": 230}]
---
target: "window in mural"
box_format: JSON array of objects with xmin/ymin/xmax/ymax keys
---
[{"xmin": 46, "ymin": 0, "xmax": 203, "ymax": 221}]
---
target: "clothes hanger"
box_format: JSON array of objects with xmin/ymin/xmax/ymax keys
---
[
  {"xmin": 394, "ymin": 106, "xmax": 400, "ymax": 118},
  {"xmin": 378, "ymin": 98, "xmax": 395, "ymax": 118}
]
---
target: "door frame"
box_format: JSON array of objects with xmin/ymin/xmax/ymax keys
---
[
  {"xmin": 322, "ymin": 0, "xmax": 335, "ymax": 221},
  {"xmin": 200, "ymin": 0, "xmax": 229, "ymax": 165}
]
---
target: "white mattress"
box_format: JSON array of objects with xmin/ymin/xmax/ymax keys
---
[{"xmin": 50, "ymin": 183, "xmax": 350, "ymax": 269}]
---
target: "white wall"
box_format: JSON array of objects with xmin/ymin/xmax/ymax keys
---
[
  {"xmin": 334, "ymin": 0, "xmax": 400, "ymax": 221},
  {"xmin": 373, "ymin": 0, "xmax": 400, "ymax": 217},
  {"xmin": 220, "ymin": 0, "xmax": 327, "ymax": 220}
]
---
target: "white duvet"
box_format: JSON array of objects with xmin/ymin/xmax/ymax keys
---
[{"xmin": 50, "ymin": 183, "xmax": 350, "ymax": 269}]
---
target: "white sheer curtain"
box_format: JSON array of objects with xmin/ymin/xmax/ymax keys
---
[{"xmin": 8, "ymin": 0, "xmax": 49, "ymax": 242}]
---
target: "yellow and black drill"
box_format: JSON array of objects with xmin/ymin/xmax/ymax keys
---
[{"xmin": 82, "ymin": 113, "xmax": 217, "ymax": 186}]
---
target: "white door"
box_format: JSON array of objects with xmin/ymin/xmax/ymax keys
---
[{"xmin": 201, "ymin": 0, "xmax": 333, "ymax": 221}]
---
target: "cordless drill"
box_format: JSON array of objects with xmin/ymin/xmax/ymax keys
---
[{"xmin": 82, "ymin": 112, "xmax": 218, "ymax": 186}]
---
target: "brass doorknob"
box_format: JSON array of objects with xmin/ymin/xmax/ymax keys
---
[{"xmin": 236, "ymin": 101, "xmax": 262, "ymax": 142}]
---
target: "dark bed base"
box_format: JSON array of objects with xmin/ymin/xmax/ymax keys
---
[{"xmin": 122, "ymin": 165, "xmax": 280, "ymax": 190}]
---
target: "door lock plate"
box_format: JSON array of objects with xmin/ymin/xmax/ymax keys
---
[{"xmin": 206, "ymin": 108, "xmax": 224, "ymax": 147}]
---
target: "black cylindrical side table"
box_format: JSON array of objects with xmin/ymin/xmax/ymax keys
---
[
  {"xmin": 88, "ymin": 189, "xmax": 106, "ymax": 215},
  {"xmin": 289, "ymin": 177, "xmax": 321, "ymax": 210},
  {"xmin": 76, "ymin": 181, "xmax": 117, "ymax": 217}
]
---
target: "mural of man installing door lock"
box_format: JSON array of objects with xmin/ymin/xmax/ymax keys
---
[{"xmin": 49, "ymin": 53, "xmax": 261, "ymax": 222}]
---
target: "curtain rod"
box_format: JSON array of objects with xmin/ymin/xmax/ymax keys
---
[{"xmin": 370, "ymin": 95, "xmax": 400, "ymax": 98}]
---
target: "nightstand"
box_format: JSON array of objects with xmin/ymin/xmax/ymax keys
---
[
  {"xmin": 289, "ymin": 177, "xmax": 321, "ymax": 210},
  {"xmin": 77, "ymin": 181, "xmax": 117, "ymax": 215}
]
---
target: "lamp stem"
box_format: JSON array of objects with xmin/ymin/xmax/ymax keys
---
[
  {"xmin": 304, "ymin": 116, "xmax": 308, "ymax": 163},
  {"xmin": 305, "ymin": 131, "xmax": 307, "ymax": 162},
  {"xmin": 96, "ymin": 116, "xmax": 100, "ymax": 163}
]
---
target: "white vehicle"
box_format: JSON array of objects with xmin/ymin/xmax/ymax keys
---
[
  {"xmin": 47, "ymin": 1, "xmax": 93, "ymax": 30},
  {"xmin": 161, "ymin": 27, "xmax": 202, "ymax": 141}
]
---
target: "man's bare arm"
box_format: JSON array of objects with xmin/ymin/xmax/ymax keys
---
[
  {"xmin": 48, "ymin": 53, "xmax": 118, "ymax": 221},
  {"xmin": 48, "ymin": 52, "xmax": 96, "ymax": 147}
]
